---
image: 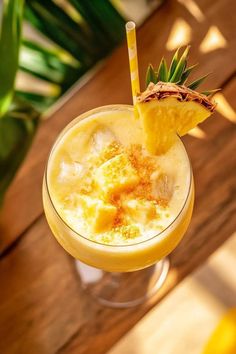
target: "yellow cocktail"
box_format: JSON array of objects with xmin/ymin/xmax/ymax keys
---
[{"xmin": 43, "ymin": 105, "xmax": 194, "ymax": 274}]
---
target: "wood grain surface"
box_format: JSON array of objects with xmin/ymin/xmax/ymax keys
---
[
  {"xmin": 0, "ymin": 0, "xmax": 236, "ymax": 353},
  {"xmin": 108, "ymin": 235, "xmax": 236, "ymax": 354}
]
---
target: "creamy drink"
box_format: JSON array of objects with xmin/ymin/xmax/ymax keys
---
[{"xmin": 43, "ymin": 105, "xmax": 194, "ymax": 272}]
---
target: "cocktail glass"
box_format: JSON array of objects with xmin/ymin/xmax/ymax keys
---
[{"xmin": 43, "ymin": 105, "xmax": 194, "ymax": 308}]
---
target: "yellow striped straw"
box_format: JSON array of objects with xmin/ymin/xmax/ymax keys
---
[{"xmin": 126, "ymin": 21, "xmax": 140, "ymax": 105}]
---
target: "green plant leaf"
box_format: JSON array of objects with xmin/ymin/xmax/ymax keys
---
[
  {"xmin": 157, "ymin": 58, "xmax": 168, "ymax": 82},
  {"xmin": 68, "ymin": 0, "xmax": 125, "ymax": 45},
  {"xmin": 187, "ymin": 73, "xmax": 210, "ymax": 90},
  {"xmin": 22, "ymin": 0, "xmax": 126, "ymax": 101},
  {"xmin": 0, "ymin": 96, "xmax": 39, "ymax": 204},
  {"xmin": 146, "ymin": 64, "xmax": 158, "ymax": 87},
  {"xmin": 170, "ymin": 46, "xmax": 190, "ymax": 83},
  {"xmin": 178, "ymin": 64, "xmax": 198, "ymax": 85},
  {"xmin": 0, "ymin": 0, "xmax": 24, "ymax": 117},
  {"xmin": 24, "ymin": 0, "xmax": 119, "ymax": 66},
  {"xmin": 20, "ymin": 40, "xmax": 84, "ymax": 91},
  {"xmin": 68, "ymin": 0, "xmax": 110, "ymax": 49},
  {"xmin": 15, "ymin": 91, "xmax": 56, "ymax": 112},
  {"xmin": 168, "ymin": 48, "xmax": 179, "ymax": 80}
]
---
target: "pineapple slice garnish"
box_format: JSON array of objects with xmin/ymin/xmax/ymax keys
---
[
  {"xmin": 78, "ymin": 195, "xmax": 117, "ymax": 233},
  {"xmin": 136, "ymin": 47, "xmax": 217, "ymax": 154},
  {"xmin": 94, "ymin": 153, "xmax": 140, "ymax": 197}
]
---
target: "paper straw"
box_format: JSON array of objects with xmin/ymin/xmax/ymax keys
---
[{"xmin": 126, "ymin": 21, "xmax": 140, "ymax": 105}]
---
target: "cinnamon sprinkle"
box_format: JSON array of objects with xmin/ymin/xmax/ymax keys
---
[
  {"xmin": 108, "ymin": 144, "xmax": 168, "ymax": 236},
  {"xmin": 126, "ymin": 144, "xmax": 159, "ymax": 201},
  {"xmin": 100, "ymin": 141, "xmax": 122, "ymax": 162},
  {"xmin": 109, "ymin": 195, "xmax": 125, "ymax": 227}
]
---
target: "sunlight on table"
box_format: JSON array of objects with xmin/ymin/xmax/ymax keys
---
[
  {"xmin": 200, "ymin": 26, "xmax": 227, "ymax": 53},
  {"xmin": 166, "ymin": 18, "xmax": 191, "ymax": 51},
  {"xmin": 178, "ymin": 0, "xmax": 205, "ymax": 22},
  {"xmin": 215, "ymin": 93, "xmax": 236, "ymax": 123}
]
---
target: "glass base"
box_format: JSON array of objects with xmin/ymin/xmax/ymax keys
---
[{"xmin": 75, "ymin": 258, "xmax": 170, "ymax": 308}]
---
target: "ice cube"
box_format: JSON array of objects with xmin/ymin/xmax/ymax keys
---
[
  {"xmin": 73, "ymin": 162, "xmax": 83, "ymax": 175},
  {"xmin": 151, "ymin": 171, "xmax": 174, "ymax": 201},
  {"xmin": 58, "ymin": 161, "xmax": 83, "ymax": 182},
  {"xmin": 90, "ymin": 126, "xmax": 115, "ymax": 154}
]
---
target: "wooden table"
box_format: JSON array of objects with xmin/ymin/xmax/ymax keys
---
[{"xmin": 0, "ymin": 0, "xmax": 235, "ymax": 353}]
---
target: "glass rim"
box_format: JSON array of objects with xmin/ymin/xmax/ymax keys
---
[{"xmin": 45, "ymin": 104, "xmax": 193, "ymax": 248}]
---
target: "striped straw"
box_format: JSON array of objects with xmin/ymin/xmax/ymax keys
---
[{"xmin": 126, "ymin": 21, "xmax": 140, "ymax": 105}]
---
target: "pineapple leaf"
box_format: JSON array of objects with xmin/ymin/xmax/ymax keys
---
[
  {"xmin": 201, "ymin": 88, "xmax": 221, "ymax": 97},
  {"xmin": 178, "ymin": 64, "xmax": 198, "ymax": 85},
  {"xmin": 144, "ymin": 46, "xmax": 218, "ymax": 94},
  {"xmin": 170, "ymin": 46, "xmax": 190, "ymax": 83},
  {"xmin": 168, "ymin": 48, "xmax": 179, "ymax": 80},
  {"xmin": 146, "ymin": 64, "xmax": 158, "ymax": 86},
  {"xmin": 188, "ymin": 73, "xmax": 210, "ymax": 90},
  {"xmin": 158, "ymin": 58, "xmax": 168, "ymax": 82}
]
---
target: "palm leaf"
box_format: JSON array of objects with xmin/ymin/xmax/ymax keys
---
[
  {"xmin": 0, "ymin": 97, "xmax": 39, "ymax": 204},
  {"xmin": 21, "ymin": 0, "xmax": 127, "ymax": 113},
  {"xmin": 82, "ymin": 0, "xmax": 125, "ymax": 44},
  {"xmin": 15, "ymin": 90, "xmax": 56, "ymax": 112},
  {"xmin": 0, "ymin": 0, "xmax": 40, "ymax": 204},
  {"xmin": 0, "ymin": 0, "xmax": 24, "ymax": 117},
  {"xmin": 24, "ymin": 0, "xmax": 100, "ymax": 66},
  {"xmin": 20, "ymin": 40, "xmax": 84, "ymax": 91},
  {"xmin": 68, "ymin": 0, "xmax": 110, "ymax": 49}
]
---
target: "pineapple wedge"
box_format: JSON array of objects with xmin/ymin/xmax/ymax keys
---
[
  {"xmin": 137, "ymin": 82, "xmax": 215, "ymax": 154},
  {"xmin": 78, "ymin": 195, "xmax": 117, "ymax": 232},
  {"xmin": 136, "ymin": 46, "xmax": 217, "ymax": 154},
  {"xmin": 94, "ymin": 153, "xmax": 139, "ymax": 196}
]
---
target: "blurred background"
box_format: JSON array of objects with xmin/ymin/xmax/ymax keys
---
[{"xmin": 0, "ymin": 1, "xmax": 235, "ymax": 353}]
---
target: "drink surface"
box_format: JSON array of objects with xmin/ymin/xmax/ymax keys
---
[{"xmin": 46, "ymin": 106, "xmax": 191, "ymax": 246}]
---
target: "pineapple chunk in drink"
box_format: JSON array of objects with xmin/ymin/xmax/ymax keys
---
[
  {"xmin": 123, "ymin": 198, "xmax": 157, "ymax": 223},
  {"xmin": 94, "ymin": 153, "xmax": 140, "ymax": 197},
  {"xmin": 78, "ymin": 195, "xmax": 117, "ymax": 233}
]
